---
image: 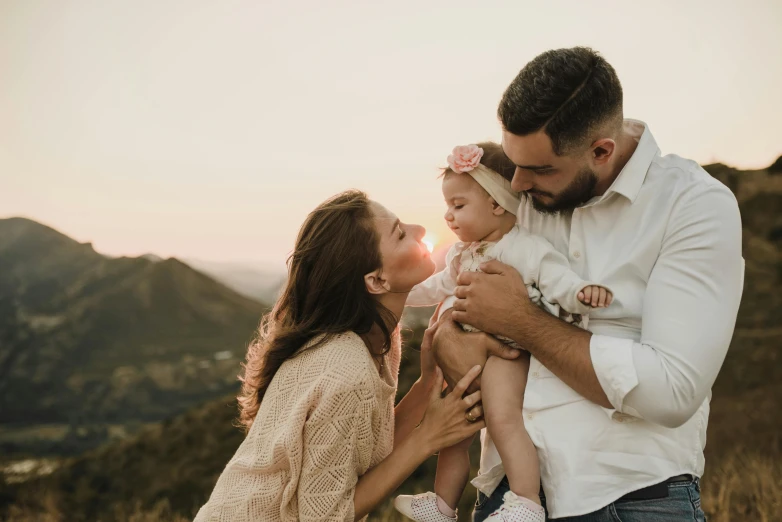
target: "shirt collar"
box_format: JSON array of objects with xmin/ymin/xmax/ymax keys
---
[{"xmin": 603, "ymin": 119, "xmax": 660, "ymax": 204}]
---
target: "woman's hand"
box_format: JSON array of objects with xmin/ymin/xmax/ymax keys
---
[
  {"xmin": 420, "ymin": 319, "xmax": 485, "ymax": 423},
  {"xmin": 417, "ymin": 365, "xmax": 485, "ymax": 454}
]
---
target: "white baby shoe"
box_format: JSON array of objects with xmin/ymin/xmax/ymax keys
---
[
  {"xmin": 394, "ymin": 492, "xmax": 457, "ymax": 521},
  {"xmin": 485, "ymin": 491, "xmax": 546, "ymax": 522}
]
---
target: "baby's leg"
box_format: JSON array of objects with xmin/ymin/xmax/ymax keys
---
[
  {"xmin": 483, "ymin": 352, "xmax": 541, "ymax": 504},
  {"xmin": 434, "ymin": 434, "xmax": 474, "ymax": 514}
]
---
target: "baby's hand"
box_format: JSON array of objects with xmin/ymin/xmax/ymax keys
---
[{"xmin": 578, "ymin": 285, "xmax": 613, "ymax": 308}]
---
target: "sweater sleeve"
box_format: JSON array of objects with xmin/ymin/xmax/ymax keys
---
[{"xmin": 297, "ymin": 378, "xmax": 377, "ymax": 522}]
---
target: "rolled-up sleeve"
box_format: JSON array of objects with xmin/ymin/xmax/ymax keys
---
[
  {"xmin": 590, "ymin": 184, "xmax": 744, "ymax": 428},
  {"xmin": 590, "ymin": 335, "xmax": 638, "ymax": 413}
]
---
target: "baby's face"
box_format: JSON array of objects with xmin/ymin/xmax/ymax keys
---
[{"xmin": 442, "ymin": 173, "xmax": 500, "ymax": 242}]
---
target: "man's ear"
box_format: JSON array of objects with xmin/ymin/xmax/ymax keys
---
[
  {"xmin": 591, "ymin": 138, "xmax": 616, "ymax": 166},
  {"xmin": 491, "ymin": 199, "xmax": 506, "ymax": 216},
  {"xmin": 364, "ymin": 269, "xmax": 390, "ymax": 295}
]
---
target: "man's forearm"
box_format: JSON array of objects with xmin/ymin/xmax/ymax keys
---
[{"xmin": 506, "ymin": 303, "xmax": 612, "ymax": 409}]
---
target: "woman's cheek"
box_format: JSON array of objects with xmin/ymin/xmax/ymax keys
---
[{"xmin": 404, "ymin": 242, "xmax": 426, "ymax": 270}]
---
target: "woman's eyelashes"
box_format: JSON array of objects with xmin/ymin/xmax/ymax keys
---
[{"xmin": 398, "ymin": 225, "xmax": 406, "ymax": 240}]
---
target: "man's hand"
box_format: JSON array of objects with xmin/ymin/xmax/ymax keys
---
[
  {"xmin": 453, "ymin": 259, "xmax": 532, "ymax": 336},
  {"xmin": 431, "ymin": 308, "xmax": 520, "ymax": 393},
  {"xmin": 448, "ymin": 260, "xmax": 612, "ymax": 409}
]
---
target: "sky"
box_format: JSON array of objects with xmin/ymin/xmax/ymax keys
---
[{"xmin": 1, "ymin": 0, "xmax": 780, "ymax": 272}]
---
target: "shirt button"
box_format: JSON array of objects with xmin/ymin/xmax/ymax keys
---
[
  {"xmin": 532, "ymin": 371, "xmax": 540, "ymax": 378},
  {"xmin": 526, "ymin": 414, "xmax": 534, "ymax": 421},
  {"xmin": 572, "ymin": 251, "xmax": 581, "ymax": 259}
]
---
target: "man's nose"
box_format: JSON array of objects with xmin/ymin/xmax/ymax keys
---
[{"xmin": 511, "ymin": 167, "xmax": 534, "ymax": 192}]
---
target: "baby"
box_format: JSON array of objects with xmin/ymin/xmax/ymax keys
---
[{"xmin": 394, "ymin": 143, "xmax": 612, "ymax": 522}]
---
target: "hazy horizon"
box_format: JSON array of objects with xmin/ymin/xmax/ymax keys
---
[{"xmin": 2, "ymin": 0, "xmax": 780, "ymax": 270}]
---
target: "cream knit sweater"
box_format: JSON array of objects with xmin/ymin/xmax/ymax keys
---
[{"xmin": 194, "ymin": 331, "xmax": 401, "ymax": 522}]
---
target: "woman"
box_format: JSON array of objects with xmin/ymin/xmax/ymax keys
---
[{"xmin": 194, "ymin": 190, "xmax": 485, "ymax": 521}]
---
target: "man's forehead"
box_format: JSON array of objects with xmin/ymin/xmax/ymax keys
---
[{"xmin": 502, "ymin": 129, "xmax": 556, "ymax": 167}]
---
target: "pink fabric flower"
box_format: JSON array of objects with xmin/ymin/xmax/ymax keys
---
[{"xmin": 447, "ymin": 144, "xmax": 484, "ymax": 173}]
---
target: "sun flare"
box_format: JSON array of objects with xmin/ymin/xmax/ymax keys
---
[{"xmin": 422, "ymin": 233, "xmax": 438, "ymax": 253}]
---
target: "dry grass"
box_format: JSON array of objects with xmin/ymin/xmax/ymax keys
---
[
  {"xmin": 3, "ymin": 496, "xmax": 191, "ymax": 522},
  {"xmin": 701, "ymin": 451, "xmax": 782, "ymax": 522}
]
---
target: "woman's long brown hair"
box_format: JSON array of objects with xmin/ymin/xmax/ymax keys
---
[{"xmin": 237, "ymin": 190, "xmax": 397, "ymax": 430}]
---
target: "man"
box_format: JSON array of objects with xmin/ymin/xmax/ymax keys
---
[{"xmin": 432, "ymin": 47, "xmax": 744, "ymax": 521}]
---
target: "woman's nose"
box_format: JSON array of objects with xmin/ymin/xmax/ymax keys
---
[
  {"xmin": 511, "ymin": 167, "xmax": 534, "ymax": 192},
  {"xmin": 413, "ymin": 224, "xmax": 426, "ymax": 241}
]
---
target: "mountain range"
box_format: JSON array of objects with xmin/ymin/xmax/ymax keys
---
[{"xmin": 181, "ymin": 258, "xmax": 285, "ymax": 305}]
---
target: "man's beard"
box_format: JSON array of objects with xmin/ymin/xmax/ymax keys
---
[{"xmin": 526, "ymin": 166, "xmax": 598, "ymax": 215}]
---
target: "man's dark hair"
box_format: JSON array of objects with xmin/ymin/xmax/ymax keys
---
[{"xmin": 498, "ymin": 47, "xmax": 623, "ymax": 155}]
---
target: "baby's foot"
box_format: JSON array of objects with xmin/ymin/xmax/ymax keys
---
[
  {"xmin": 394, "ymin": 492, "xmax": 457, "ymax": 521},
  {"xmin": 578, "ymin": 285, "xmax": 613, "ymax": 308},
  {"xmin": 486, "ymin": 491, "xmax": 545, "ymax": 522}
]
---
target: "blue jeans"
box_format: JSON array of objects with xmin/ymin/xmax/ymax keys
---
[{"xmin": 473, "ymin": 476, "xmax": 707, "ymax": 521}]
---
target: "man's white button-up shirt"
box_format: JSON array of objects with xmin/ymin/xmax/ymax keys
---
[{"xmin": 476, "ymin": 120, "xmax": 744, "ymax": 518}]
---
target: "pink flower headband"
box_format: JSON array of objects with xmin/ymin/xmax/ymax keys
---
[
  {"xmin": 445, "ymin": 143, "xmax": 521, "ymax": 215},
  {"xmin": 447, "ymin": 144, "xmax": 484, "ymax": 173}
]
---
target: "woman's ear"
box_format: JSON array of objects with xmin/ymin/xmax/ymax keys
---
[
  {"xmin": 491, "ymin": 199, "xmax": 506, "ymax": 216},
  {"xmin": 364, "ymin": 269, "xmax": 390, "ymax": 295}
]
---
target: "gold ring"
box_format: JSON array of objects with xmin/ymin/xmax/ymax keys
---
[{"xmin": 466, "ymin": 411, "xmax": 476, "ymax": 423}]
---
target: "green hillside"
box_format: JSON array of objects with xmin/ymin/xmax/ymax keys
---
[{"xmin": 0, "ymin": 218, "xmax": 265, "ymax": 455}]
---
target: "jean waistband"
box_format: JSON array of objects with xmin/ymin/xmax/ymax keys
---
[{"xmin": 615, "ymin": 474, "xmax": 695, "ymax": 503}]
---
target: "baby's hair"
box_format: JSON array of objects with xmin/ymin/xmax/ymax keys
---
[{"xmin": 441, "ymin": 141, "xmax": 516, "ymax": 182}]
